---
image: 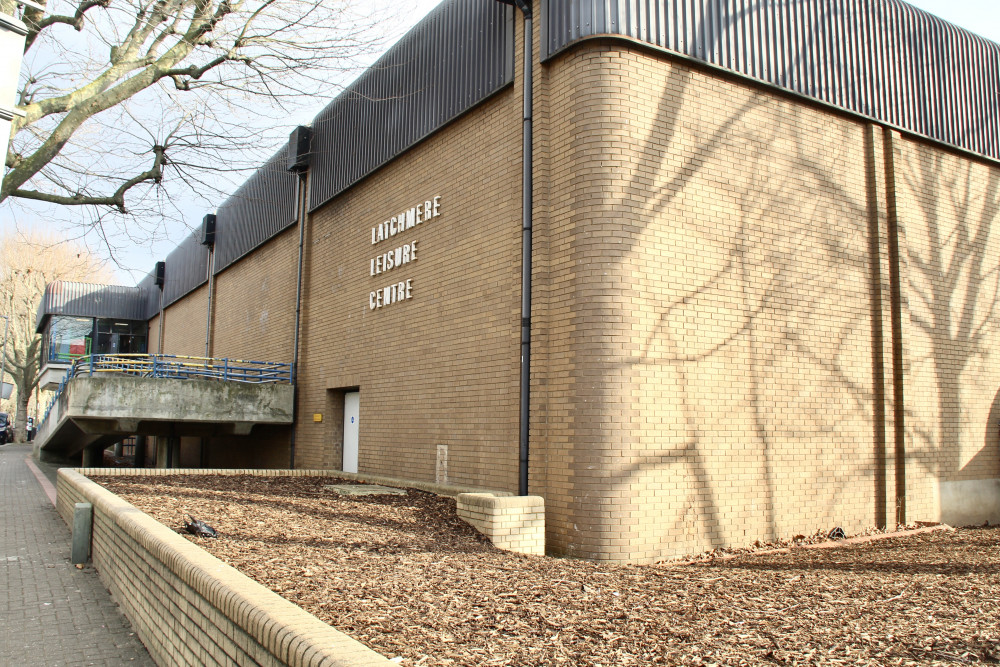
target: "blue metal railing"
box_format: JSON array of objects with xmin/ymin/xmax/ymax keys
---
[{"xmin": 40, "ymin": 354, "xmax": 293, "ymax": 428}]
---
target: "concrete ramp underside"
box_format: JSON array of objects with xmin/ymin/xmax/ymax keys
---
[{"xmin": 35, "ymin": 376, "xmax": 294, "ymax": 459}]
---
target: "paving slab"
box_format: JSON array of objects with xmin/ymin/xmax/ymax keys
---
[
  {"xmin": 323, "ymin": 484, "xmax": 408, "ymax": 497},
  {"xmin": 0, "ymin": 444, "xmax": 154, "ymax": 666}
]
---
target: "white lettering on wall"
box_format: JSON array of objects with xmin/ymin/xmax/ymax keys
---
[
  {"xmin": 367, "ymin": 195, "xmax": 441, "ymax": 310},
  {"xmin": 370, "ymin": 195, "xmax": 441, "ymax": 246},
  {"xmin": 369, "ymin": 279, "xmax": 413, "ymax": 311},
  {"xmin": 369, "ymin": 241, "xmax": 417, "ymax": 277}
]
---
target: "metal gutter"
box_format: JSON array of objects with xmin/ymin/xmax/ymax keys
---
[
  {"xmin": 287, "ymin": 125, "xmax": 313, "ymax": 470},
  {"xmin": 204, "ymin": 249, "xmax": 215, "ymax": 357},
  {"xmin": 500, "ymin": 0, "xmax": 535, "ymax": 497},
  {"xmin": 288, "ymin": 171, "xmax": 308, "ymax": 470}
]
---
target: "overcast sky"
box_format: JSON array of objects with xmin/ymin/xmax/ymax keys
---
[{"xmin": 2, "ymin": 0, "xmax": 996, "ymax": 284}]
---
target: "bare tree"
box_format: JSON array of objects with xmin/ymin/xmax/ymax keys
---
[
  {"xmin": 0, "ymin": 231, "xmax": 111, "ymax": 441},
  {"xmin": 1, "ymin": 0, "xmax": 383, "ymax": 245}
]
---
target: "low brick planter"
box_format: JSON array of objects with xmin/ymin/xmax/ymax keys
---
[
  {"xmin": 57, "ymin": 469, "xmax": 394, "ymax": 666},
  {"xmin": 456, "ymin": 493, "xmax": 545, "ymax": 556},
  {"xmin": 72, "ymin": 466, "xmax": 506, "ymax": 498},
  {"xmin": 56, "ymin": 467, "xmax": 541, "ymax": 665}
]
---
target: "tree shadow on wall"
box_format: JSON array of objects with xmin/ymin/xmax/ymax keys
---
[
  {"xmin": 571, "ymin": 41, "xmax": 901, "ymax": 556},
  {"xmin": 561, "ymin": 44, "xmax": 793, "ymax": 555},
  {"xmin": 565, "ymin": 79, "xmax": 852, "ymax": 554},
  {"xmin": 952, "ymin": 367, "xmax": 1000, "ymax": 482},
  {"xmin": 559, "ymin": 2, "xmax": 1000, "ymax": 558},
  {"xmin": 899, "ymin": 156, "xmax": 1000, "ymax": 489},
  {"xmin": 605, "ymin": 105, "xmax": 1000, "ymax": 556}
]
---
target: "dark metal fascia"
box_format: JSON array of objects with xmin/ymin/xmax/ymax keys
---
[{"xmin": 307, "ymin": 0, "xmax": 516, "ymax": 213}]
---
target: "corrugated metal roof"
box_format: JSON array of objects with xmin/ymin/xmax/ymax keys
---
[
  {"xmin": 308, "ymin": 0, "xmax": 515, "ymax": 212},
  {"xmin": 162, "ymin": 230, "xmax": 209, "ymax": 308},
  {"xmin": 213, "ymin": 148, "xmax": 298, "ymax": 274},
  {"xmin": 544, "ymin": 0, "xmax": 1000, "ymax": 162},
  {"xmin": 35, "ymin": 282, "xmax": 148, "ymax": 333},
  {"xmin": 135, "ymin": 270, "xmax": 161, "ymax": 320},
  {"xmin": 209, "ymin": 0, "xmax": 515, "ymax": 274},
  {"xmin": 135, "ymin": 0, "xmax": 998, "ymax": 307}
]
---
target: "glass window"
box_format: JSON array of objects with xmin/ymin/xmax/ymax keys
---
[
  {"xmin": 94, "ymin": 319, "xmax": 147, "ymax": 355},
  {"xmin": 45, "ymin": 316, "xmax": 94, "ymax": 363}
]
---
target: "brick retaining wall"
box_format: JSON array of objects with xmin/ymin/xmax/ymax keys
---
[
  {"xmin": 456, "ymin": 493, "xmax": 545, "ymax": 555},
  {"xmin": 56, "ymin": 469, "xmax": 393, "ymax": 666}
]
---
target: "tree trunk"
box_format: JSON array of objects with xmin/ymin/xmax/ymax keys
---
[{"xmin": 14, "ymin": 386, "xmax": 29, "ymax": 443}]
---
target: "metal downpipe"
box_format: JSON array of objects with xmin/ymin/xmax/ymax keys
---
[
  {"xmin": 157, "ymin": 285, "xmax": 164, "ymax": 354},
  {"xmin": 518, "ymin": 8, "xmax": 533, "ymax": 497},
  {"xmin": 204, "ymin": 248, "xmax": 215, "ymax": 357},
  {"xmin": 289, "ymin": 171, "xmax": 309, "ymax": 469}
]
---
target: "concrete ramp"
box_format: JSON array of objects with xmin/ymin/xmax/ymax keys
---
[{"xmin": 34, "ymin": 375, "xmax": 294, "ymax": 460}]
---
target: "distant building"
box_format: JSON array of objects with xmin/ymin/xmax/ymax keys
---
[
  {"xmin": 35, "ymin": 283, "xmax": 151, "ymax": 391},
  {"xmin": 35, "ymin": 0, "xmax": 1000, "ymax": 562}
]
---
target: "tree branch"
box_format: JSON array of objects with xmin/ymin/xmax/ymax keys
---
[
  {"xmin": 14, "ymin": 0, "xmax": 236, "ymax": 136},
  {"xmin": 10, "ymin": 144, "xmax": 167, "ymax": 213},
  {"xmin": 22, "ymin": 0, "xmax": 111, "ymax": 53},
  {"xmin": 5, "ymin": 0, "xmax": 384, "ymax": 226}
]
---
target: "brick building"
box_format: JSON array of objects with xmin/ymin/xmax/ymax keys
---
[{"xmin": 36, "ymin": 0, "xmax": 1000, "ymax": 562}]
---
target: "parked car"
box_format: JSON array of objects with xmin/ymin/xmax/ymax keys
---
[{"xmin": 0, "ymin": 413, "xmax": 10, "ymax": 444}]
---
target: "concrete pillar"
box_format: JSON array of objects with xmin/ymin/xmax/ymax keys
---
[
  {"xmin": 166, "ymin": 436, "xmax": 179, "ymax": 468},
  {"xmin": 134, "ymin": 435, "xmax": 146, "ymax": 468},
  {"xmin": 81, "ymin": 446, "xmax": 104, "ymax": 467}
]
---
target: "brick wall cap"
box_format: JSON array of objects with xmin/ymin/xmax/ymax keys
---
[{"xmin": 457, "ymin": 492, "xmax": 545, "ymax": 509}]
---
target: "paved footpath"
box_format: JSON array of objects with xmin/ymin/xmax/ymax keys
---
[{"xmin": 0, "ymin": 444, "xmax": 153, "ymax": 666}]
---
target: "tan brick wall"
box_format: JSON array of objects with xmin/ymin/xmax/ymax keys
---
[
  {"xmin": 153, "ymin": 233, "xmax": 298, "ymax": 466},
  {"xmin": 211, "ymin": 227, "xmax": 298, "ymax": 364},
  {"xmin": 536, "ymin": 41, "xmax": 906, "ymax": 562},
  {"xmin": 892, "ymin": 134, "xmax": 1000, "ymax": 519},
  {"xmin": 527, "ymin": 11, "xmax": 552, "ymax": 503},
  {"xmin": 149, "ymin": 18, "xmax": 1000, "ymax": 562},
  {"xmin": 148, "ymin": 313, "xmax": 159, "ymax": 353},
  {"xmin": 161, "ymin": 283, "xmax": 209, "ymax": 357},
  {"xmin": 292, "ymin": 28, "xmax": 524, "ymax": 483}
]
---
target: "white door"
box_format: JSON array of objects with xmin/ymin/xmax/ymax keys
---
[{"xmin": 343, "ymin": 391, "xmax": 360, "ymax": 473}]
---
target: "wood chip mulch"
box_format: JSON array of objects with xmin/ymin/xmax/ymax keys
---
[{"xmin": 93, "ymin": 474, "xmax": 1000, "ymax": 666}]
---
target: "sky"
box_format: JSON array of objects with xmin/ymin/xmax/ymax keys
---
[
  {"xmin": 907, "ymin": 1, "xmax": 1000, "ymax": 43},
  {"xmin": 0, "ymin": 0, "xmax": 444, "ymax": 284},
  {"xmin": 2, "ymin": 0, "xmax": 997, "ymax": 285}
]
